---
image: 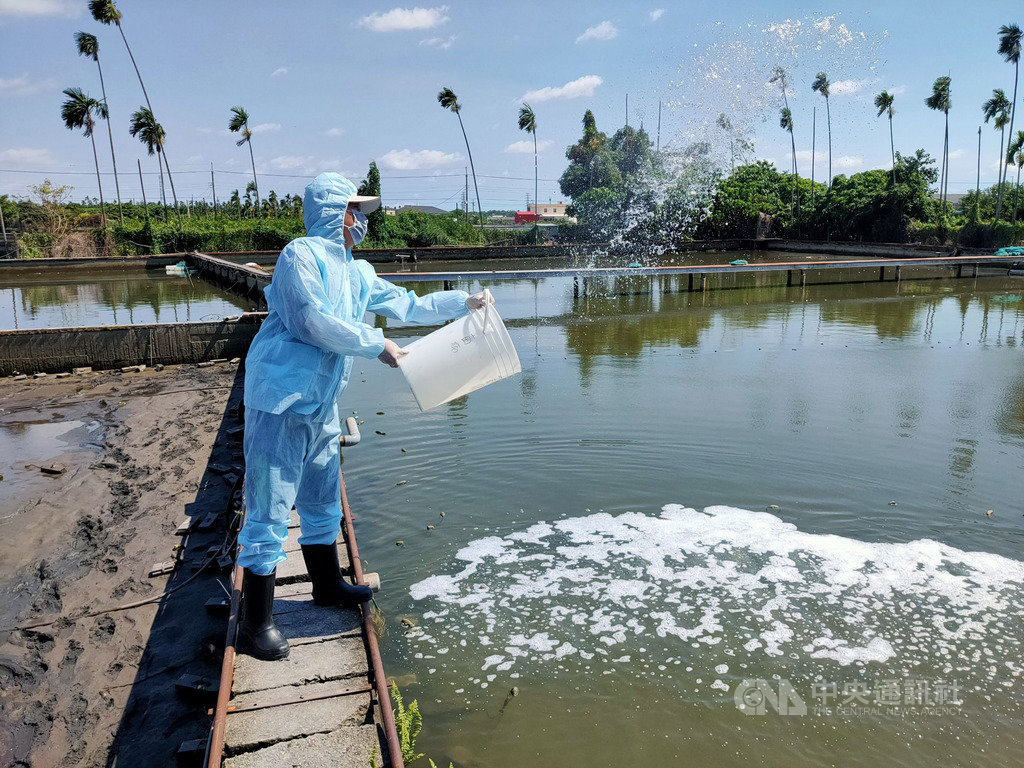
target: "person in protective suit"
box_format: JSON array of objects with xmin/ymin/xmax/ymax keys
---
[{"xmin": 237, "ymin": 172, "xmax": 489, "ymax": 660}]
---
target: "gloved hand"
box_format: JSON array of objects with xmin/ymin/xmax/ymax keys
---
[
  {"xmin": 377, "ymin": 338, "xmax": 408, "ymax": 368},
  {"xmin": 466, "ymin": 291, "xmax": 494, "ymax": 310}
]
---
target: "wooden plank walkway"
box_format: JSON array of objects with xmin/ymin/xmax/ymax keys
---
[{"xmin": 209, "ymin": 502, "xmax": 393, "ymax": 768}]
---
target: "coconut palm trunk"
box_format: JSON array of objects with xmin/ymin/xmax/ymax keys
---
[
  {"xmin": 247, "ymin": 140, "xmax": 260, "ymax": 213},
  {"xmin": 825, "ymin": 96, "xmax": 832, "ymax": 185},
  {"xmin": 456, "ymin": 112, "xmax": 484, "ymax": 227},
  {"xmin": 888, "ymin": 113, "xmax": 895, "ymax": 179},
  {"xmin": 88, "ymin": 116, "xmax": 107, "ymax": 227},
  {"xmin": 93, "ymin": 58, "xmax": 122, "ymax": 222},
  {"xmin": 532, "ymin": 130, "xmax": 538, "ymax": 215},
  {"xmin": 110, "ymin": 9, "xmax": 180, "ymax": 224}
]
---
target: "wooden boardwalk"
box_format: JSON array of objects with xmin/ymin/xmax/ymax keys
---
[{"xmin": 209, "ymin": 497, "xmax": 401, "ymax": 768}]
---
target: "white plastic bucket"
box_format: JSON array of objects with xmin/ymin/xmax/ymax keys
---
[{"xmin": 398, "ymin": 294, "xmax": 521, "ymax": 411}]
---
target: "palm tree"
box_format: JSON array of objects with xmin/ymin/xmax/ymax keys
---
[
  {"xmin": 997, "ymin": 25, "xmax": 1022, "ymax": 221},
  {"xmin": 89, "ymin": 0, "xmax": 180, "ymax": 220},
  {"xmin": 61, "ymin": 87, "xmax": 108, "ymax": 226},
  {"xmin": 983, "ymin": 89, "xmax": 1012, "ymax": 221},
  {"xmin": 128, "ymin": 106, "xmax": 174, "ymax": 222},
  {"xmin": 228, "ymin": 106, "xmax": 260, "ymax": 216},
  {"xmin": 812, "ymin": 72, "xmax": 832, "ymax": 185},
  {"xmin": 437, "ymin": 87, "xmax": 483, "ymax": 227},
  {"xmin": 926, "ymin": 76, "xmax": 952, "ymax": 208},
  {"xmin": 874, "ymin": 90, "xmax": 896, "ymax": 184},
  {"xmin": 780, "ymin": 107, "xmax": 798, "ymax": 215},
  {"xmin": 75, "ymin": 31, "xmax": 122, "ymax": 222},
  {"xmin": 1008, "ymin": 129, "xmax": 1024, "ymax": 224},
  {"xmin": 518, "ymin": 103, "xmax": 538, "ymax": 216}
]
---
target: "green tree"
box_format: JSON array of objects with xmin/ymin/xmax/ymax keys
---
[
  {"xmin": 983, "ymin": 88, "xmax": 1012, "ymax": 221},
  {"xmin": 60, "ymin": 87, "xmax": 108, "ymax": 226},
  {"xmin": 228, "ymin": 106, "xmax": 260, "ymax": 216},
  {"xmin": 812, "ymin": 72, "xmax": 832, "ymax": 185},
  {"xmin": 874, "ymin": 90, "xmax": 896, "ymax": 183},
  {"xmin": 75, "ymin": 31, "xmax": 122, "ymax": 222},
  {"xmin": 437, "ymin": 87, "xmax": 483, "ymax": 227},
  {"xmin": 128, "ymin": 106, "xmax": 172, "ymax": 219},
  {"xmin": 559, "ymin": 110, "xmax": 621, "ymax": 199},
  {"xmin": 925, "ymin": 76, "xmax": 952, "ymax": 208},
  {"xmin": 997, "ymin": 24, "xmax": 1022, "ymax": 221},
  {"xmin": 357, "ymin": 160, "xmax": 387, "ymax": 243},
  {"xmin": 518, "ymin": 103, "xmax": 538, "ymax": 212},
  {"xmin": 609, "ymin": 124, "xmax": 654, "ymax": 179}
]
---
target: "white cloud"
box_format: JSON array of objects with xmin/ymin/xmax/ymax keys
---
[
  {"xmin": 324, "ymin": 127, "xmax": 345, "ymax": 137},
  {"xmin": 520, "ymin": 75, "xmax": 603, "ymax": 103},
  {"xmin": 576, "ymin": 20, "xmax": 618, "ymax": 43},
  {"xmin": 649, "ymin": 9, "xmax": 665, "ymax": 21},
  {"xmin": 0, "ymin": 73, "xmax": 57, "ymax": 97},
  {"xmin": 0, "ymin": 147, "xmax": 57, "ymax": 167},
  {"xmin": 829, "ymin": 79, "xmax": 867, "ymax": 96},
  {"xmin": 795, "ymin": 149, "xmax": 827, "ymax": 164},
  {"xmin": 504, "ymin": 139, "xmax": 554, "ymax": 154},
  {"xmin": 889, "ymin": 85, "xmax": 908, "ymax": 96},
  {"xmin": 947, "ymin": 149, "xmax": 964, "ymax": 161},
  {"xmin": 379, "ymin": 149, "xmax": 459, "ymax": 170},
  {"xmin": 358, "ymin": 6, "xmax": 449, "ymax": 32},
  {"xmin": 267, "ymin": 155, "xmax": 343, "ymax": 174},
  {"xmin": 834, "ymin": 155, "xmax": 863, "ymax": 169},
  {"xmin": 271, "ymin": 67, "xmax": 288, "ymax": 78},
  {"xmin": 419, "ymin": 34, "xmax": 456, "ymax": 49},
  {"xmin": 0, "ymin": 0, "xmax": 78, "ymax": 17},
  {"xmin": 250, "ymin": 123, "xmax": 281, "ymax": 134}
]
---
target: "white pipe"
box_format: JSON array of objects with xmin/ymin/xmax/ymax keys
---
[{"xmin": 340, "ymin": 416, "xmax": 361, "ymax": 447}]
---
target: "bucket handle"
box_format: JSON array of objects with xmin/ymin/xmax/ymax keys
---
[{"xmin": 482, "ymin": 288, "xmax": 493, "ymax": 333}]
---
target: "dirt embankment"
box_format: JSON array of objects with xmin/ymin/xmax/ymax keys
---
[{"xmin": 0, "ymin": 363, "xmax": 245, "ymax": 767}]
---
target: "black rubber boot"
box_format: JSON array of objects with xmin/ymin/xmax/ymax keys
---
[
  {"xmin": 237, "ymin": 569, "xmax": 289, "ymax": 661},
  {"xmin": 300, "ymin": 544, "xmax": 374, "ymax": 608}
]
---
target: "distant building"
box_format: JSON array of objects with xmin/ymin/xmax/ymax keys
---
[
  {"xmin": 528, "ymin": 201, "xmax": 569, "ymax": 218},
  {"xmin": 385, "ymin": 205, "xmax": 449, "ymax": 216},
  {"xmin": 931, "ymin": 193, "xmax": 966, "ymax": 207}
]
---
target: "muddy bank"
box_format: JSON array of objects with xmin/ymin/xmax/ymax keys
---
[{"xmin": 0, "ymin": 363, "xmax": 245, "ymax": 767}]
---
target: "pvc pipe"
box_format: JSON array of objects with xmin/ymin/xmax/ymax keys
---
[{"xmin": 340, "ymin": 416, "xmax": 361, "ymax": 447}]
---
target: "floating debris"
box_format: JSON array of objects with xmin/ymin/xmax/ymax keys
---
[
  {"xmin": 889, "ymin": 501, "xmax": 898, "ymax": 506},
  {"xmin": 986, "ymin": 510, "xmax": 994, "ymax": 516},
  {"xmin": 377, "ymin": 411, "xmax": 385, "ymax": 416},
  {"xmin": 439, "ymin": 511, "xmax": 445, "ymax": 518},
  {"xmin": 396, "ymin": 540, "xmax": 404, "ymax": 546},
  {"xmin": 397, "ymin": 480, "xmax": 407, "ymax": 486},
  {"xmin": 376, "ymin": 430, "xmax": 386, "ymax": 436},
  {"xmin": 426, "ymin": 525, "xmax": 435, "ymax": 530},
  {"xmin": 767, "ymin": 504, "xmax": 780, "ymax": 510}
]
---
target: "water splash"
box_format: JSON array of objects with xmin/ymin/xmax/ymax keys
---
[{"xmin": 408, "ymin": 505, "xmax": 1024, "ymax": 695}]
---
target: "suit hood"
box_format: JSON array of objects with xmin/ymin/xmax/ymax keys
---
[{"xmin": 303, "ymin": 172, "xmax": 357, "ymax": 242}]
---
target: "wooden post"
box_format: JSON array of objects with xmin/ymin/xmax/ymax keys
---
[
  {"xmin": 879, "ymin": 266, "xmax": 886, "ymax": 282},
  {"xmin": 800, "ymin": 270, "xmax": 806, "ymax": 288},
  {"xmin": 573, "ymin": 275, "xmax": 579, "ymax": 300},
  {"xmin": 700, "ymin": 274, "xmax": 707, "ymax": 292},
  {"xmin": 895, "ymin": 266, "xmax": 901, "ymax": 283},
  {"xmin": 688, "ymin": 273, "xmax": 694, "ymax": 292},
  {"xmin": 443, "ymin": 279, "xmax": 453, "ymax": 291},
  {"xmin": 787, "ymin": 270, "xmax": 793, "ymax": 287}
]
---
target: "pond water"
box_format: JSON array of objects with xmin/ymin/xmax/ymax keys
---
[
  {"xmin": 0, "ymin": 268, "xmax": 257, "ymax": 330},
  {"xmin": 338, "ymin": 273, "xmax": 1024, "ymax": 768}
]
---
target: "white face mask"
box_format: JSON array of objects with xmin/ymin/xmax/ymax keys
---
[{"xmin": 347, "ymin": 209, "xmax": 368, "ymax": 246}]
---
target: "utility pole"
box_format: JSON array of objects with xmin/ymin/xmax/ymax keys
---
[
  {"xmin": 656, "ymin": 100, "xmax": 662, "ymax": 152},
  {"xmin": 137, "ymin": 158, "xmax": 150, "ymax": 225},
  {"xmin": 625, "ymin": 93, "xmax": 629, "ymax": 127},
  {"xmin": 211, "ymin": 163, "xmax": 218, "ymax": 215},
  {"xmin": 464, "ymin": 166, "xmax": 469, "ymax": 218}
]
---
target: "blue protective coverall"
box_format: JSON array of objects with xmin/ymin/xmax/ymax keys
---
[{"xmin": 239, "ymin": 173, "xmax": 469, "ymax": 575}]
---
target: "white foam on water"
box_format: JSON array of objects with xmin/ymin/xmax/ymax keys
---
[{"xmin": 408, "ymin": 505, "xmax": 1024, "ymax": 690}]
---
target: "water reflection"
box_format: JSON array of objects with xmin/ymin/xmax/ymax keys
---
[{"xmin": 0, "ymin": 269, "xmax": 256, "ymax": 330}]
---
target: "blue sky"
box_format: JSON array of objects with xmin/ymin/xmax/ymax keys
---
[{"xmin": 1, "ymin": 1, "xmax": 1021, "ymax": 209}]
